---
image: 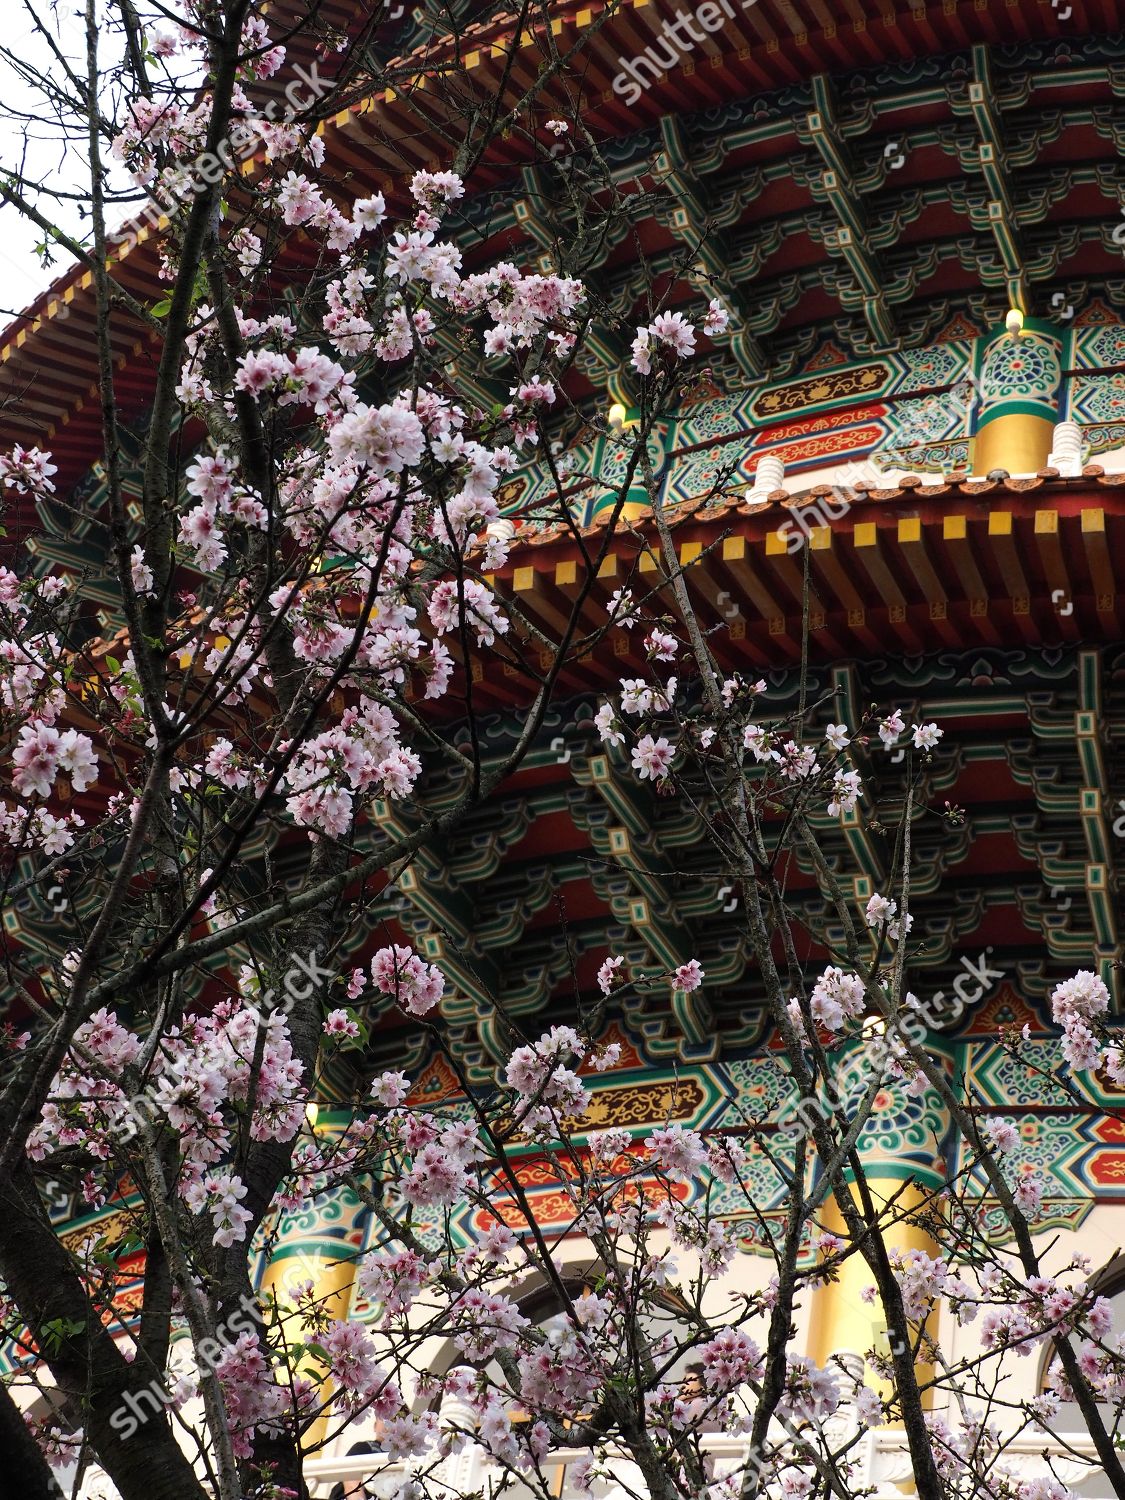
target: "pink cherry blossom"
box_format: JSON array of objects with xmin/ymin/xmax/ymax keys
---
[
  {"xmin": 323, "ymin": 1009, "xmax": 360, "ymax": 1040},
  {"xmin": 631, "ymin": 733, "xmax": 674, "ymax": 782},
  {"xmin": 672, "ymin": 959, "xmax": 704, "ymax": 994},
  {"xmin": 597, "ymin": 955, "xmax": 625, "ymax": 994},
  {"xmin": 700, "ymin": 1329, "xmax": 763, "ymax": 1392},
  {"xmin": 370, "ymin": 945, "xmax": 445, "ymax": 1016}
]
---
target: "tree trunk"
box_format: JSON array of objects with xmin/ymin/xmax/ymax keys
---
[
  {"xmin": 0, "ymin": 1164, "xmax": 208, "ymax": 1500},
  {"xmin": 0, "ymin": 1379, "xmax": 67, "ymax": 1500}
]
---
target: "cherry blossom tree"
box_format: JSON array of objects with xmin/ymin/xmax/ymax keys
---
[
  {"xmin": 0, "ymin": 4, "xmax": 657, "ymax": 1496},
  {"xmin": 1, "ymin": 6, "xmax": 1124, "ymax": 1500}
]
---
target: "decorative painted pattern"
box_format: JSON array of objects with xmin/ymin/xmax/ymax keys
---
[
  {"xmin": 503, "ymin": 323, "xmax": 1125, "ymax": 527},
  {"xmin": 973, "ymin": 323, "xmax": 1063, "ymax": 430},
  {"xmin": 870, "ymin": 385, "xmax": 972, "ymax": 473},
  {"xmin": 850, "ymin": 1075, "xmax": 952, "ymax": 1190},
  {"xmin": 980, "ymin": 336, "xmax": 1060, "ymax": 405},
  {"xmin": 1069, "ymin": 374, "xmax": 1125, "ymax": 454},
  {"xmin": 721, "ymin": 1055, "xmax": 795, "ymax": 1118},
  {"xmin": 675, "ymin": 394, "xmax": 752, "ymax": 446},
  {"xmin": 1079, "ymin": 420, "xmax": 1125, "ymax": 457},
  {"xmin": 663, "ymin": 421, "xmax": 886, "ymax": 505},
  {"xmin": 888, "ymin": 342, "xmax": 971, "ymax": 392},
  {"xmin": 708, "ymin": 1135, "xmax": 791, "ymax": 1223},
  {"xmin": 589, "ymin": 425, "xmax": 670, "ymax": 517},
  {"xmin": 964, "ymin": 1039, "xmax": 1065, "ymax": 1110},
  {"xmin": 1075, "ymin": 321, "xmax": 1125, "ymax": 370},
  {"xmin": 468, "ymin": 1145, "xmax": 697, "ymax": 1239},
  {"xmin": 750, "ymin": 362, "xmax": 892, "ymax": 420},
  {"xmin": 958, "ymin": 1111, "xmax": 1096, "ymax": 1239}
]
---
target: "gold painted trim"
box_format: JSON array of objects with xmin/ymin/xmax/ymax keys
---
[{"xmin": 973, "ymin": 413, "xmax": 1053, "ymax": 477}]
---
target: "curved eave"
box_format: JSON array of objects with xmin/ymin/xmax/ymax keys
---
[
  {"xmin": 0, "ymin": 2, "xmax": 1120, "ymax": 476},
  {"xmin": 465, "ymin": 476, "xmax": 1125, "ymax": 705}
]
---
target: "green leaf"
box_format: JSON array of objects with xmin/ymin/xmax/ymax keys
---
[
  {"xmin": 40, "ymin": 1316, "xmax": 85, "ymax": 1352},
  {"xmin": 150, "ymin": 296, "xmax": 172, "ymax": 318}
]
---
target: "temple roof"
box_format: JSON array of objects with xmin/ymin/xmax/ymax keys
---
[
  {"xmin": 1, "ymin": 6, "xmax": 1121, "ymax": 480},
  {"xmin": 8, "ymin": 478, "xmax": 1120, "ymax": 1082}
]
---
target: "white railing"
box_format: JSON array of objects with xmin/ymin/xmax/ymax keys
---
[
  {"xmin": 868, "ymin": 1428, "xmax": 1109, "ymax": 1500},
  {"xmin": 72, "ymin": 1428, "xmax": 1119, "ymax": 1500}
]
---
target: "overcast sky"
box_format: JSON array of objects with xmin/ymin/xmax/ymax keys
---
[
  {"xmin": 0, "ymin": 3, "xmax": 194, "ymax": 328},
  {"xmin": 0, "ymin": 4, "xmax": 96, "ymax": 322}
]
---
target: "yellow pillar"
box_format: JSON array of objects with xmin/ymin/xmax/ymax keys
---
[
  {"xmin": 257, "ymin": 1114, "xmax": 362, "ymax": 1447},
  {"xmin": 259, "ymin": 1241, "xmax": 355, "ymax": 1327},
  {"xmin": 970, "ymin": 319, "xmax": 1062, "ymax": 476},
  {"xmin": 973, "ymin": 414, "xmax": 1053, "ymax": 478},
  {"xmin": 802, "ymin": 1044, "xmax": 952, "ymax": 1500},
  {"xmin": 260, "ymin": 1225, "xmax": 358, "ymax": 1447},
  {"xmin": 808, "ymin": 1178, "xmax": 939, "ymax": 1401}
]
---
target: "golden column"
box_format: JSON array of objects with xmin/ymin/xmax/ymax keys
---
[
  {"xmin": 808, "ymin": 1180, "xmax": 942, "ymax": 1396},
  {"xmin": 257, "ymin": 1110, "xmax": 364, "ymax": 1447},
  {"xmin": 805, "ymin": 1042, "xmax": 953, "ymax": 1416},
  {"xmin": 971, "ymin": 314, "xmax": 1063, "ymax": 477}
]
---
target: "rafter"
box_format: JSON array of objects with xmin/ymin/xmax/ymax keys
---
[
  {"xmin": 568, "ymin": 749, "xmax": 731, "ymax": 1060},
  {"xmin": 652, "ymin": 116, "xmax": 768, "ymax": 381},
  {"xmin": 368, "ymin": 798, "xmax": 556, "ymax": 1061},
  {"xmin": 947, "ymin": 46, "xmax": 1030, "ymax": 311},
  {"xmin": 797, "ymin": 76, "xmax": 897, "ymax": 350}
]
